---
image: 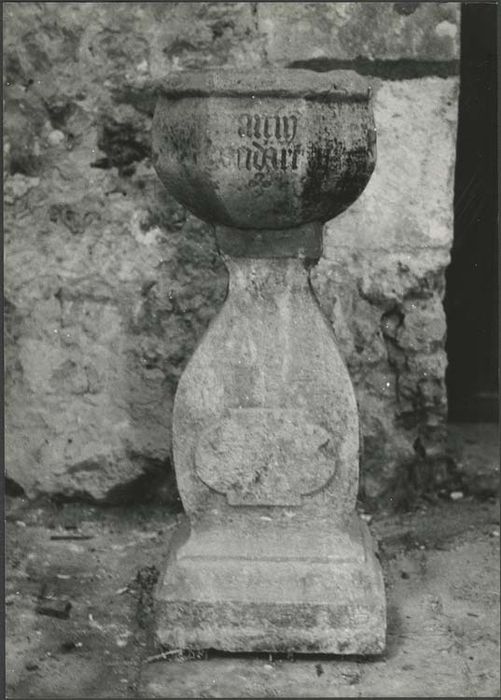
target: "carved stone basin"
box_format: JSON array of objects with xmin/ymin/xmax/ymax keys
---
[
  {"xmin": 152, "ymin": 69, "xmax": 376, "ymax": 230},
  {"xmin": 152, "ymin": 67, "xmax": 386, "ymax": 655}
]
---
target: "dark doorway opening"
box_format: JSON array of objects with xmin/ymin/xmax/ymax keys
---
[{"xmin": 445, "ymin": 2, "xmax": 498, "ymax": 423}]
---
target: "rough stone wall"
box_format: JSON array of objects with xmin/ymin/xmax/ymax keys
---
[{"xmin": 4, "ymin": 2, "xmax": 460, "ymax": 505}]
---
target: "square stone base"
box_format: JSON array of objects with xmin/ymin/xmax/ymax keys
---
[{"xmin": 155, "ymin": 514, "xmax": 386, "ymax": 655}]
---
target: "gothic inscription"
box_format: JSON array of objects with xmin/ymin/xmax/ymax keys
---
[
  {"xmin": 238, "ymin": 114, "xmax": 298, "ymax": 141},
  {"xmin": 236, "ymin": 113, "xmax": 301, "ymax": 172}
]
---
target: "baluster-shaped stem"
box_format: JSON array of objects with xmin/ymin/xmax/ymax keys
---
[{"xmin": 152, "ymin": 68, "xmax": 386, "ymax": 654}]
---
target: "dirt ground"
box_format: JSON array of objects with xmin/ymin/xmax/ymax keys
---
[{"xmin": 5, "ymin": 423, "xmax": 500, "ymax": 698}]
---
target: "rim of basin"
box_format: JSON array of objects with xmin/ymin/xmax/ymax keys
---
[{"xmin": 154, "ymin": 68, "xmax": 371, "ymax": 102}]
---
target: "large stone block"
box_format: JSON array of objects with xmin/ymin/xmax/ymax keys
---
[
  {"xmin": 323, "ymin": 77, "xmax": 459, "ymax": 252},
  {"xmin": 312, "ymin": 247, "xmax": 451, "ymax": 499},
  {"xmin": 258, "ymin": 2, "xmax": 460, "ymax": 64},
  {"xmin": 4, "ymin": 2, "xmax": 459, "ymax": 504},
  {"xmin": 4, "ymin": 162, "xmax": 226, "ymax": 500},
  {"xmin": 308, "ymin": 76, "xmax": 458, "ymax": 499},
  {"xmin": 4, "ymin": 2, "xmax": 265, "ymax": 95}
]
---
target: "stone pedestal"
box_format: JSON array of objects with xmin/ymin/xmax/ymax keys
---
[{"xmin": 151, "ymin": 69, "xmax": 386, "ymax": 654}]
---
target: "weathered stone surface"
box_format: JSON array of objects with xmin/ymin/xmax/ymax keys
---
[
  {"xmin": 323, "ymin": 78, "xmax": 459, "ymax": 251},
  {"xmin": 310, "ymin": 77, "xmax": 458, "ymax": 500},
  {"xmin": 216, "ymin": 222, "xmax": 323, "ymax": 258},
  {"xmin": 153, "ymin": 68, "xmax": 385, "ymax": 652},
  {"xmin": 258, "ymin": 2, "xmax": 460, "ymax": 64},
  {"xmin": 312, "ymin": 248, "xmax": 450, "ymax": 500},
  {"xmin": 156, "ymin": 515, "xmax": 385, "ymax": 654},
  {"xmin": 172, "ymin": 258, "xmax": 359, "ymax": 525},
  {"xmin": 156, "ymin": 66, "xmax": 371, "ymax": 97},
  {"xmin": 152, "ymin": 69, "xmax": 375, "ymax": 230},
  {"xmin": 4, "ymin": 2, "xmax": 459, "ymax": 504},
  {"xmin": 4, "ymin": 160, "xmax": 226, "ymax": 500},
  {"xmin": 3, "ymin": 1, "xmax": 262, "ymax": 501}
]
